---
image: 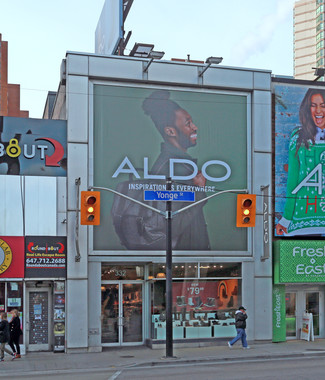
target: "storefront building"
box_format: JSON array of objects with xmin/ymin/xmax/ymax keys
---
[
  {"xmin": 0, "ymin": 117, "xmax": 67, "ymax": 352},
  {"xmin": 273, "ymin": 78, "xmax": 325, "ymax": 341},
  {"xmin": 48, "ymin": 52, "xmax": 273, "ymax": 352},
  {"xmin": 273, "ymin": 240, "xmax": 325, "ymax": 340}
]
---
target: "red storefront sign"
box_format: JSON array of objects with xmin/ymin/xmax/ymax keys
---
[
  {"xmin": 172, "ymin": 279, "xmax": 239, "ymax": 312},
  {"xmin": 0, "ymin": 236, "xmax": 25, "ymax": 278}
]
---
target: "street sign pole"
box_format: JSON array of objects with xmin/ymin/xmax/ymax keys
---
[{"xmin": 165, "ymin": 177, "xmax": 173, "ymax": 358}]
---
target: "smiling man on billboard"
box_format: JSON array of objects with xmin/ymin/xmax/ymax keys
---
[{"xmin": 111, "ymin": 90, "xmax": 210, "ymax": 250}]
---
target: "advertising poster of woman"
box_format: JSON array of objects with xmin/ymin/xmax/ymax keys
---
[{"xmin": 275, "ymin": 85, "xmax": 325, "ymax": 236}]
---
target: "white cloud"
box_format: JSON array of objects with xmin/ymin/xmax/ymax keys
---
[{"xmin": 230, "ymin": 0, "xmax": 294, "ymax": 66}]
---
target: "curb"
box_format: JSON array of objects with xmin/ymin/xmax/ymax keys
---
[{"xmin": 127, "ymin": 351, "xmax": 325, "ymax": 368}]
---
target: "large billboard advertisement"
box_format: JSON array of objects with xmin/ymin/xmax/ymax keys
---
[
  {"xmin": 95, "ymin": 0, "xmax": 123, "ymax": 55},
  {"xmin": 0, "ymin": 117, "xmax": 66, "ymax": 176},
  {"xmin": 274, "ymin": 84, "xmax": 325, "ymax": 237},
  {"xmin": 93, "ymin": 85, "xmax": 248, "ymax": 251}
]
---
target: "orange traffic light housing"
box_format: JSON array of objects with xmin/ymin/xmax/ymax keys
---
[
  {"xmin": 80, "ymin": 191, "xmax": 100, "ymax": 225},
  {"xmin": 236, "ymin": 194, "xmax": 256, "ymax": 227}
]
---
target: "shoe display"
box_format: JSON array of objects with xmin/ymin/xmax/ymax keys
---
[
  {"xmin": 194, "ymin": 296, "xmax": 203, "ymax": 308},
  {"xmin": 188, "ymin": 297, "xmax": 194, "ymax": 306},
  {"xmin": 204, "ymin": 297, "xmax": 216, "ymax": 307},
  {"xmin": 176, "ymin": 296, "xmax": 187, "ymax": 306}
]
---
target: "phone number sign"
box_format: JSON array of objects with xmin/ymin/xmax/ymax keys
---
[{"xmin": 25, "ymin": 236, "xmax": 67, "ymax": 278}]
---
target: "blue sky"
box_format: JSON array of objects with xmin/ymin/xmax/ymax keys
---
[{"xmin": 0, "ymin": 0, "xmax": 294, "ymax": 118}]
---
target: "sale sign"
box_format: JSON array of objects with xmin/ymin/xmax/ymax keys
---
[{"xmin": 172, "ymin": 279, "xmax": 239, "ymax": 312}]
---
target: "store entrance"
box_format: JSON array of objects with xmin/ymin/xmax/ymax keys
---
[
  {"xmin": 285, "ymin": 286, "xmax": 324, "ymax": 339},
  {"xmin": 101, "ymin": 282, "xmax": 143, "ymax": 346},
  {"xmin": 25, "ymin": 286, "xmax": 52, "ymax": 351}
]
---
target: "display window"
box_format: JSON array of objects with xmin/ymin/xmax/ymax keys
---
[
  {"xmin": 0, "ymin": 283, "xmax": 4, "ymax": 312},
  {"xmin": 150, "ymin": 262, "xmax": 242, "ymax": 340},
  {"xmin": 149, "ymin": 263, "xmax": 241, "ymax": 279},
  {"xmin": 0, "ymin": 281, "xmax": 23, "ymax": 313},
  {"xmin": 149, "ymin": 263, "xmax": 198, "ymax": 279},
  {"xmin": 0, "ymin": 281, "xmax": 24, "ymax": 343}
]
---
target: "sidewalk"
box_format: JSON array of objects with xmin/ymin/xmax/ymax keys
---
[{"xmin": 0, "ymin": 339, "xmax": 325, "ymax": 377}]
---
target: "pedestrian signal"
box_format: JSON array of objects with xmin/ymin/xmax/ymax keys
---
[
  {"xmin": 236, "ymin": 194, "xmax": 256, "ymax": 227},
  {"xmin": 80, "ymin": 191, "xmax": 100, "ymax": 225}
]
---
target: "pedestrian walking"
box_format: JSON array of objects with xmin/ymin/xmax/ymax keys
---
[
  {"xmin": 228, "ymin": 306, "xmax": 250, "ymax": 349},
  {"xmin": 9, "ymin": 309, "xmax": 22, "ymax": 358},
  {"xmin": 0, "ymin": 312, "xmax": 16, "ymax": 361}
]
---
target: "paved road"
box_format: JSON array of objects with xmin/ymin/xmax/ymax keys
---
[
  {"xmin": 3, "ymin": 340, "xmax": 325, "ymax": 380},
  {"xmin": 108, "ymin": 356, "xmax": 325, "ymax": 380},
  {"xmin": 18, "ymin": 356, "xmax": 325, "ymax": 380},
  {"xmin": 4, "ymin": 355, "xmax": 325, "ymax": 380}
]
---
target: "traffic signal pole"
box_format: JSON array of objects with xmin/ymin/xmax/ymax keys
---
[
  {"xmin": 87, "ymin": 184, "xmax": 247, "ymax": 358},
  {"xmin": 165, "ymin": 178, "xmax": 173, "ymax": 357}
]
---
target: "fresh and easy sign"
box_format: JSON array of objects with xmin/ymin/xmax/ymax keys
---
[{"xmin": 275, "ymin": 240, "xmax": 325, "ymax": 283}]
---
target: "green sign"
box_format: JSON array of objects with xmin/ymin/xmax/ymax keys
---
[
  {"xmin": 272, "ymin": 284, "xmax": 286, "ymax": 342},
  {"xmin": 274, "ymin": 240, "xmax": 325, "ymax": 283}
]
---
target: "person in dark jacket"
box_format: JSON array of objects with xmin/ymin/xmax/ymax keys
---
[
  {"xmin": 9, "ymin": 309, "xmax": 22, "ymax": 358},
  {"xmin": 227, "ymin": 306, "xmax": 249, "ymax": 349},
  {"xmin": 0, "ymin": 312, "xmax": 16, "ymax": 361}
]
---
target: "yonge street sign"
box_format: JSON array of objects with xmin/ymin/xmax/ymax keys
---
[{"xmin": 144, "ymin": 190, "xmax": 195, "ymax": 202}]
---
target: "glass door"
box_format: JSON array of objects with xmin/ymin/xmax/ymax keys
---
[
  {"xmin": 122, "ymin": 284, "xmax": 142, "ymax": 343},
  {"xmin": 285, "ymin": 292, "xmax": 296, "ymax": 338},
  {"xmin": 101, "ymin": 282, "xmax": 143, "ymax": 345},
  {"xmin": 305, "ymin": 292, "xmax": 320, "ymax": 337},
  {"xmin": 101, "ymin": 284, "xmax": 119, "ymax": 344},
  {"xmin": 285, "ymin": 287, "xmax": 324, "ymax": 339},
  {"xmin": 26, "ymin": 287, "xmax": 52, "ymax": 351}
]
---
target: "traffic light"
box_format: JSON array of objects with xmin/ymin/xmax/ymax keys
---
[
  {"xmin": 236, "ymin": 194, "xmax": 256, "ymax": 227},
  {"xmin": 80, "ymin": 191, "xmax": 100, "ymax": 225}
]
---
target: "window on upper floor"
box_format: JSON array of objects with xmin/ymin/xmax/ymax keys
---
[{"xmin": 317, "ymin": 49, "xmax": 324, "ymax": 59}]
